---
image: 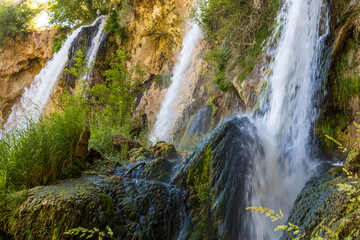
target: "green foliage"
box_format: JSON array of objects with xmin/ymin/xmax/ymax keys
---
[
  {"xmin": 52, "ymin": 27, "xmax": 70, "ymax": 52},
  {"xmin": 0, "ymin": 93, "xmax": 86, "ymax": 194},
  {"xmin": 47, "ymin": 0, "xmax": 111, "ymax": 27},
  {"xmin": 192, "ymin": 0, "xmax": 281, "ymax": 86},
  {"xmin": 316, "ymin": 112, "xmax": 350, "ymax": 151},
  {"xmin": 88, "ymin": 47, "xmax": 147, "ymax": 158},
  {"xmin": 0, "ymin": 1, "xmax": 37, "ymax": 45},
  {"xmin": 335, "ymin": 39, "xmax": 360, "ymax": 107},
  {"xmin": 205, "ymin": 45, "xmax": 232, "ymax": 91},
  {"xmin": 65, "ymin": 49, "xmax": 89, "ymax": 77},
  {"xmin": 104, "ymin": 10, "xmax": 127, "ymax": 39},
  {"xmin": 65, "ymin": 226, "xmax": 114, "ymax": 240}
]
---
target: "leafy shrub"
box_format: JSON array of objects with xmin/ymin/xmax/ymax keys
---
[
  {"xmin": 0, "ymin": 1, "xmax": 36, "ymax": 45},
  {"xmin": 48, "ymin": 0, "xmax": 111, "ymax": 27},
  {"xmin": 104, "ymin": 10, "xmax": 127, "ymax": 39},
  {"xmin": 88, "ymin": 47, "xmax": 147, "ymax": 157}
]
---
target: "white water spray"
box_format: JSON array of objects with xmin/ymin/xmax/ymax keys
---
[
  {"xmin": 250, "ymin": 0, "xmax": 329, "ymax": 238},
  {"xmin": 150, "ymin": 15, "xmax": 202, "ymax": 143},
  {"xmin": 4, "ymin": 16, "xmax": 106, "ymax": 131}
]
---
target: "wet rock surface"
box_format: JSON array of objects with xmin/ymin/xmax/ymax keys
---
[
  {"xmin": 0, "ymin": 175, "xmax": 185, "ymax": 240},
  {"xmin": 174, "ymin": 114, "xmax": 263, "ymax": 240},
  {"xmin": 281, "ymin": 167, "xmax": 360, "ymax": 239}
]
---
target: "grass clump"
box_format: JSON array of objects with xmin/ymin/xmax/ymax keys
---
[{"xmin": 0, "ymin": 94, "xmax": 86, "ymax": 194}]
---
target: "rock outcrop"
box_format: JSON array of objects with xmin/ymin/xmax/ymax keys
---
[
  {"xmin": 0, "ymin": 175, "xmax": 185, "ymax": 240},
  {"xmin": 281, "ymin": 166, "xmax": 360, "ymax": 239},
  {"xmin": 0, "ymin": 29, "xmax": 58, "ymax": 123},
  {"xmin": 173, "ymin": 114, "xmax": 263, "ymax": 239}
]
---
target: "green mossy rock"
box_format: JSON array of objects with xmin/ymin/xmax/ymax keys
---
[
  {"xmin": 281, "ymin": 169, "xmax": 360, "ymax": 239},
  {"xmin": 150, "ymin": 141, "xmax": 179, "ymax": 159},
  {"xmin": 0, "ymin": 175, "xmax": 184, "ymax": 240},
  {"xmin": 344, "ymin": 141, "xmax": 360, "ymax": 174},
  {"xmin": 143, "ymin": 157, "xmax": 172, "ymax": 182},
  {"xmin": 173, "ymin": 114, "xmax": 263, "ymax": 240},
  {"xmin": 128, "ymin": 147, "xmax": 155, "ymax": 163}
]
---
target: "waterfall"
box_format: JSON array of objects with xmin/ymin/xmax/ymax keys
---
[
  {"xmin": 4, "ymin": 16, "xmax": 106, "ymax": 131},
  {"xmin": 150, "ymin": 11, "xmax": 203, "ymax": 143},
  {"xmin": 82, "ymin": 16, "xmax": 107, "ymax": 84},
  {"xmin": 249, "ymin": 0, "xmax": 330, "ymax": 239}
]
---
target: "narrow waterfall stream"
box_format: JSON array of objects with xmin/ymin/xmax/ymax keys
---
[
  {"xmin": 150, "ymin": 11, "xmax": 202, "ymax": 143},
  {"xmin": 4, "ymin": 16, "xmax": 106, "ymax": 131},
  {"xmin": 249, "ymin": 0, "xmax": 330, "ymax": 238}
]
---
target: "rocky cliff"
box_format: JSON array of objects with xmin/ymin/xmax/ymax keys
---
[{"xmin": 0, "ymin": 30, "xmax": 58, "ymax": 124}]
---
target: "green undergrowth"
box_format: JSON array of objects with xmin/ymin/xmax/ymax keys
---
[
  {"xmin": 0, "ymin": 1, "xmax": 37, "ymax": 46},
  {"xmin": 0, "ymin": 94, "xmax": 86, "ymax": 194},
  {"xmin": 51, "ymin": 27, "xmax": 71, "ymax": 52},
  {"xmin": 192, "ymin": 0, "xmax": 281, "ymax": 90}
]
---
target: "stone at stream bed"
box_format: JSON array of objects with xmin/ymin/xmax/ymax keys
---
[
  {"xmin": 0, "ymin": 175, "xmax": 185, "ymax": 240},
  {"xmin": 173, "ymin": 114, "xmax": 264, "ymax": 240},
  {"xmin": 150, "ymin": 141, "xmax": 179, "ymax": 159},
  {"xmin": 128, "ymin": 147, "xmax": 155, "ymax": 163}
]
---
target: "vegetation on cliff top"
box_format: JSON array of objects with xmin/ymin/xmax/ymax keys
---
[
  {"xmin": 192, "ymin": 0, "xmax": 281, "ymax": 90},
  {"xmin": 0, "ymin": 1, "xmax": 37, "ymax": 45}
]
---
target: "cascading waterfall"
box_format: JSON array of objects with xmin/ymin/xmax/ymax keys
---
[
  {"xmin": 150, "ymin": 10, "xmax": 202, "ymax": 143},
  {"xmin": 249, "ymin": 0, "xmax": 330, "ymax": 239},
  {"xmin": 82, "ymin": 16, "xmax": 107, "ymax": 84},
  {"xmin": 4, "ymin": 16, "xmax": 106, "ymax": 131}
]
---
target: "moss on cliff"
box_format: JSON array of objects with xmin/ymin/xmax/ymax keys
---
[{"xmin": 193, "ymin": 0, "xmax": 281, "ymax": 90}]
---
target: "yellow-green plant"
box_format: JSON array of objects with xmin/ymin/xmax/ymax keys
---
[
  {"xmin": 246, "ymin": 207, "xmax": 305, "ymax": 239},
  {"xmin": 64, "ymin": 226, "xmax": 114, "ymax": 240}
]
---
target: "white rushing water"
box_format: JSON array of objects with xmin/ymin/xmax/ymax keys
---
[
  {"xmin": 150, "ymin": 15, "xmax": 203, "ymax": 143},
  {"xmin": 250, "ymin": 0, "xmax": 329, "ymax": 239},
  {"xmin": 82, "ymin": 16, "xmax": 107, "ymax": 83},
  {"xmin": 4, "ymin": 16, "xmax": 106, "ymax": 131}
]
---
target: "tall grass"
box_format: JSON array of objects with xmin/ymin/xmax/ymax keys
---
[{"xmin": 0, "ymin": 94, "xmax": 86, "ymax": 194}]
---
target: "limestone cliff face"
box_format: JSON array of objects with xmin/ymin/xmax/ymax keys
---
[
  {"xmin": 124, "ymin": 0, "xmax": 191, "ymax": 73},
  {"xmin": 0, "ymin": 30, "xmax": 57, "ymax": 122},
  {"xmin": 125, "ymin": 0, "xmax": 192, "ymax": 128}
]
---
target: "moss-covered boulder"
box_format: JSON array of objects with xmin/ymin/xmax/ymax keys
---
[
  {"xmin": 128, "ymin": 147, "xmax": 155, "ymax": 163},
  {"xmin": 173, "ymin": 114, "xmax": 263, "ymax": 240},
  {"xmin": 150, "ymin": 141, "xmax": 179, "ymax": 159},
  {"xmin": 0, "ymin": 175, "xmax": 185, "ymax": 240},
  {"xmin": 281, "ymin": 168, "xmax": 360, "ymax": 239},
  {"xmin": 143, "ymin": 157, "xmax": 173, "ymax": 182}
]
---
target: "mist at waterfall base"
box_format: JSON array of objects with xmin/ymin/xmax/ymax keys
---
[{"xmin": 4, "ymin": 16, "xmax": 107, "ymax": 132}]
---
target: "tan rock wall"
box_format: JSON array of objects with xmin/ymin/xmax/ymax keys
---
[{"xmin": 0, "ymin": 29, "xmax": 57, "ymax": 122}]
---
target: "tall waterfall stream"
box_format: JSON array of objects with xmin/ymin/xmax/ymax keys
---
[
  {"xmin": 4, "ymin": 16, "xmax": 106, "ymax": 131},
  {"xmin": 150, "ymin": 13, "xmax": 203, "ymax": 143}
]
